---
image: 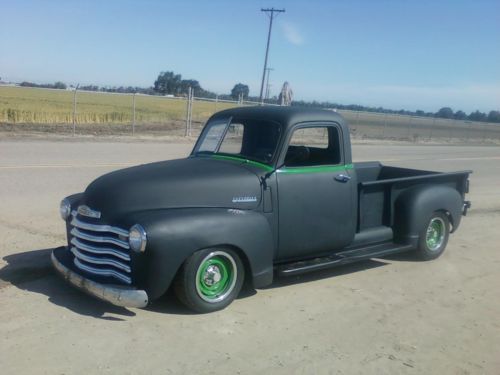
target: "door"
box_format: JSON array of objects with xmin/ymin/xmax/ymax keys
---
[{"xmin": 277, "ymin": 124, "xmax": 355, "ymax": 261}]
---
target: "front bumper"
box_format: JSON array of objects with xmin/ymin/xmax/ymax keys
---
[{"xmin": 51, "ymin": 246, "xmax": 148, "ymax": 308}]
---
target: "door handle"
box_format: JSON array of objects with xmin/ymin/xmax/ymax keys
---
[{"xmin": 334, "ymin": 174, "xmax": 351, "ymax": 183}]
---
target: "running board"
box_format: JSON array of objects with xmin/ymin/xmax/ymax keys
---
[{"xmin": 276, "ymin": 242, "xmax": 414, "ymax": 277}]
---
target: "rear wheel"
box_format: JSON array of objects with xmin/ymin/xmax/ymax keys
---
[
  {"xmin": 174, "ymin": 248, "xmax": 244, "ymax": 313},
  {"xmin": 417, "ymin": 211, "xmax": 450, "ymax": 260}
]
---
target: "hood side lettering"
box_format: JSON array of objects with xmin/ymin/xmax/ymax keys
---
[{"xmin": 232, "ymin": 196, "xmax": 257, "ymax": 203}]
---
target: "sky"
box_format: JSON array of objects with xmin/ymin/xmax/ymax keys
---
[{"xmin": 1, "ymin": 0, "xmax": 499, "ymax": 113}]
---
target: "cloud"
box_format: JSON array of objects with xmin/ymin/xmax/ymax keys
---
[{"xmin": 281, "ymin": 22, "xmax": 304, "ymax": 46}]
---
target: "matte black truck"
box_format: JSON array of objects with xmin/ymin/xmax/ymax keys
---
[{"xmin": 52, "ymin": 107, "xmax": 471, "ymax": 313}]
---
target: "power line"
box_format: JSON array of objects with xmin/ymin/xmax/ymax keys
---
[{"xmin": 259, "ymin": 8, "xmax": 285, "ymax": 104}]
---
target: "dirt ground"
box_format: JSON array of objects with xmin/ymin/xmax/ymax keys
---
[{"xmin": 0, "ymin": 137, "xmax": 499, "ymax": 374}]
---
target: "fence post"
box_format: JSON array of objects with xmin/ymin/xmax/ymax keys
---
[
  {"xmin": 185, "ymin": 87, "xmax": 191, "ymax": 137},
  {"xmin": 215, "ymin": 94, "xmax": 218, "ymax": 112},
  {"xmin": 72, "ymin": 84, "xmax": 79, "ymax": 136},
  {"xmin": 382, "ymin": 113, "xmax": 388, "ymax": 138},
  {"xmin": 132, "ymin": 93, "xmax": 136, "ymax": 135},
  {"xmin": 428, "ymin": 116, "xmax": 435, "ymax": 140},
  {"xmin": 189, "ymin": 88, "xmax": 193, "ymax": 136},
  {"xmin": 407, "ymin": 116, "xmax": 412, "ymax": 139}
]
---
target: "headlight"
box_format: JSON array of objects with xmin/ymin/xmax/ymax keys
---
[
  {"xmin": 59, "ymin": 198, "xmax": 71, "ymax": 220},
  {"xmin": 129, "ymin": 224, "xmax": 147, "ymax": 253}
]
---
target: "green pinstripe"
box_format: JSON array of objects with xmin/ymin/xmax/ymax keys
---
[
  {"xmin": 210, "ymin": 154, "xmax": 353, "ymax": 174},
  {"xmin": 277, "ymin": 164, "xmax": 353, "ymax": 174}
]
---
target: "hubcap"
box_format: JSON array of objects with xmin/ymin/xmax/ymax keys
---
[
  {"xmin": 195, "ymin": 251, "xmax": 237, "ymax": 303},
  {"xmin": 426, "ymin": 217, "xmax": 445, "ymax": 251},
  {"xmin": 203, "ymin": 265, "xmax": 222, "ymax": 286}
]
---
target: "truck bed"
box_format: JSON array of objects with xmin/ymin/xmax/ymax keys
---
[{"xmin": 354, "ymin": 162, "xmax": 471, "ymax": 231}]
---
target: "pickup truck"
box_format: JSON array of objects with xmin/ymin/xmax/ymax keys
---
[{"xmin": 52, "ymin": 107, "xmax": 472, "ymax": 313}]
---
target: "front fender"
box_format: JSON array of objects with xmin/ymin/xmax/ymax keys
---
[
  {"xmin": 394, "ymin": 184, "xmax": 463, "ymax": 245},
  {"xmin": 127, "ymin": 208, "xmax": 275, "ymax": 300}
]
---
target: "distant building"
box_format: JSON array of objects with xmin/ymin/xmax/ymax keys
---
[{"xmin": 278, "ymin": 82, "xmax": 293, "ymax": 106}]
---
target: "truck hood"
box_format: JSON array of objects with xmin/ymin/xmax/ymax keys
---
[{"xmin": 82, "ymin": 157, "xmax": 263, "ymax": 221}]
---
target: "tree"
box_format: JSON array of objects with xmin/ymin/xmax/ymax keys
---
[
  {"xmin": 80, "ymin": 85, "xmax": 99, "ymax": 91},
  {"xmin": 487, "ymin": 110, "xmax": 500, "ymax": 123},
  {"xmin": 454, "ymin": 110, "xmax": 467, "ymax": 120},
  {"xmin": 179, "ymin": 79, "xmax": 202, "ymax": 96},
  {"xmin": 154, "ymin": 71, "xmax": 209, "ymax": 96},
  {"xmin": 53, "ymin": 81, "xmax": 67, "ymax": 89},
  {"xmin": 468, "ymin": 110, "xmax": 487, "ymax": 122},
  {"xmin": 436, "ymin": 107, "xmax": 454, "ymax": 119},
  {"xmin": 154, "ymin": 71, "xmax": 182, "ymax": 95},
  {"xmin": 231, "ymin": 83, "xmax": 249, "ymax": 100}
]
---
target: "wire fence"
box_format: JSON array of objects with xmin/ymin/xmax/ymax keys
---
[
  {"xmin": 1, "ymin": 85, "xmax": 499, "ymax": 143},
  {"xmin": 338, "ymin": 109, "xmax": 500, "ymax": 143}
]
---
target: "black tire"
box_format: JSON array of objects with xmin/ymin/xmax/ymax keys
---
[
  {"xmin": 416, "ymin": 211, "xmax": 450, "ymax": 260},
  {"xmin": 174, "ymin": 248, "xmax": 245, "ymax": 313}
]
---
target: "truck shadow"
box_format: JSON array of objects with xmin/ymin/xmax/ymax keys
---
[
  {"xmin": 0, "ymin": 248, "xmax": 139, "ymax": 320},
  {"xmin": 1, "ymin": 249, "xmax": 395, "ymax": 317},
  {"xmin": 0, "ymin": 248, "xmax": 253, "ymax": 317},
  {"xmin": 146, "ymin": 281, "xmax": 258, "ymax": 315}
]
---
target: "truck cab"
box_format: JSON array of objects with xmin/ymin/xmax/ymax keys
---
[{"xmin": 52, "ymin": 107, "xmax": 471, "ymax": 313}]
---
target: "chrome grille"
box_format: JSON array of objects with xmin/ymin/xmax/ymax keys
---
[{"xmin": 68, "ymin": 210, "xmax": 131, "ymax": 284}]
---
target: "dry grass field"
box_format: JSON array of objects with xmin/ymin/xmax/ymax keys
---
[
  {"xmin": 0, "ymin": 86, "xmax": 236, "ymax": 125},
  {"xmin": 1, "ymin": 86, "xmax": 499, "ymax": 142}
]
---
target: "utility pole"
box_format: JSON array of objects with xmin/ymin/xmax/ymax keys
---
[
  {"xmin": 259, "ymin": 8, "xmax": 285, "ymax": 104},
  {"xmin": 265, "ymin": 67, "xmax": 274, "ymax": 101}
]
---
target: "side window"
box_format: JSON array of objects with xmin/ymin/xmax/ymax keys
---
[
  {"xmin": 219, "ymin": 123, "xmax": 244, "ymax": 154},
  {"xmin": 284, "ymin": 126, "xmax": 341, "ymax": 167}
]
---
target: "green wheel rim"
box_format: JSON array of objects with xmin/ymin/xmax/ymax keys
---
[
  {"xmin": 195, "ymin": 251, "xmax": 237, "ymax": 303},
  {"xmin": 426, "ymin": 217, "xmax": 445, "ymax": 251}
]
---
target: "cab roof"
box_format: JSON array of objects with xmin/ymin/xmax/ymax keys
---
[{"xmin": 210, "ymin": 106, "xmax": 348, "ymax": 132}]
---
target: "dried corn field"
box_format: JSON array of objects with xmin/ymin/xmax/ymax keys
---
[
  {"xmin": 1, "ymin": 85, "xmax": 499, "ymax": 142},
  {"xmin": 0, "ymin": 86, "xmax": 236, "ymax": 126}
]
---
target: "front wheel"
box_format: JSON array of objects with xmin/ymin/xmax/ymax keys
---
[
  {"xmin": 174, "ymin": 248, "xmax": 245, "ymax": 313},
  {"xmin": 416, "ymin": 211, "xmax": 450, "ymax": 260}
]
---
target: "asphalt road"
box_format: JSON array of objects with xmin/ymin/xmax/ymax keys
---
[{"xmin": 1, "ymin": 139, "xmax": 499, "ymax": 374}]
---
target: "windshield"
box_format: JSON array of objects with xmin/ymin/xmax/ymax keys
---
[{"xmin": 193, "ymin": 117, "xmax": 282, "ymax": 164}]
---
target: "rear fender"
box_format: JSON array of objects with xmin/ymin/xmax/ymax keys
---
[
  {"xmin": 394, "ymin": 184, "xmax": 462, "ymax": 245},
  {"xmin": 126, "ymin": 208, "xmax": 274, "ymax": 300}
]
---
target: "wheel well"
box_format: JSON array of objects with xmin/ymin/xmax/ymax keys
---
[{"xmin": 217, "ymin": 245, "xmax": 253, "ymax": 289}]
